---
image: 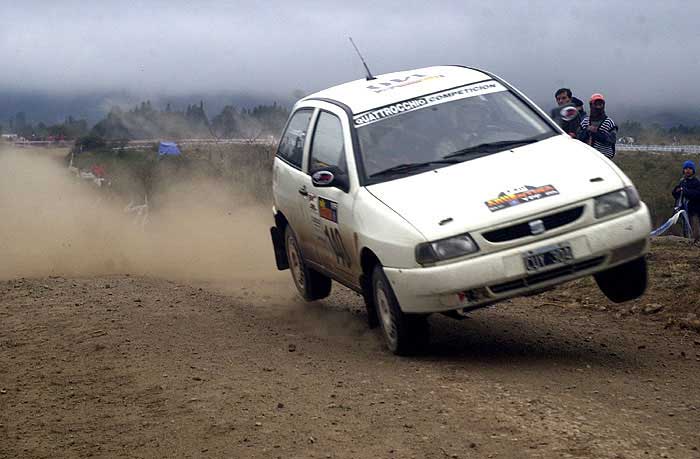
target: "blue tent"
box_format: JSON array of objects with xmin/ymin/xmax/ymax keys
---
[{"xmin": 158, "ymin": 141, "xmax": 181, "ymax": 156}]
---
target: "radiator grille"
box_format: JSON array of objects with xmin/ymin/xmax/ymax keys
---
[{"xmin": 483, "ymin": 206, "xmax": 584, "ymax": 243}]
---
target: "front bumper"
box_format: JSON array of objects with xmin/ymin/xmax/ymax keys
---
[{"xmin": 383, "ymin": 204, "xmax": 651, "ymax": 313}]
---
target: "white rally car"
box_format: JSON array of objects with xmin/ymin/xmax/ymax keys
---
[{"xmin": 269, "ymin": 65, "xmax": 650, "ymax": 355}]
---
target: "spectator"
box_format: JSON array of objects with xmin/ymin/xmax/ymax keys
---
[
  {"xmin": 577, "ymin": 93, "xmax": 618, "ymax": 159},
  {"xmin": 91, "ymin": 164, "xmax": 106, "ymax": 178},
  {"xmin": 672, "ymin": 160, "xmax": 700, "ymax": 244},
  {"xmin": 550, "ymin": 88, "xmax": 582, "ymax": 138},
  {"xmin": 552, "ymin": 88, "xmax": 572, "ymax": 109},
  {"xmin": 572, "ymin": 97, "xmax": 586, "ymax": 118}
]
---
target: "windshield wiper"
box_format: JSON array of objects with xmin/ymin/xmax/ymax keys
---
[
  {"xmin": 368, "ymin": 137, "xmax": 542, "ymax": 179},
  {"xmin": 443, "ymin": 138, "xmax": 539, "ymax": 160},
  {"xmin": 369, "ymin": 159, "xmax": 460, "ymax": 178}
]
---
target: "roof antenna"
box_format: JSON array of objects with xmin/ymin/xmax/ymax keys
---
[{"xmin": 348, "ymin": 37, "xmax": 376, "ymax": 81}]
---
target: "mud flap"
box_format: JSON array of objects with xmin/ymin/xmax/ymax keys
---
[
  {"xmin": 360, "ymin": 274, "xmax": 379, "ymax": 329},
  {"xmin": 270, "ymin": 226, "xmax": 289, "ymax": 270}
]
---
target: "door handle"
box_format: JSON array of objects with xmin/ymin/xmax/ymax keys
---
[{"xmin": 298, "ymin": 186, "xmax": 308, "ymax": 196}]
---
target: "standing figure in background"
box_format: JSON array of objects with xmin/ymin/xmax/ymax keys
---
[
  {"xmin": 672, "ymin": 160, "xmax": 700, "ymax": 244},
  {"xmin": 578, "ymin": 93, "xmax": 618, "ymax": 159},
  {"xmin": 550, "ymin": 88, "xmax": 582, "ymax": 138},
  {"xmin": 572, "ymin": 96, "xmax": 586, "ymax": 119}
]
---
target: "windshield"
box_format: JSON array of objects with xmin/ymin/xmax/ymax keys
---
[{"xmin": 355, "ymin": 82, "xmax": 556, "ymax": 183}]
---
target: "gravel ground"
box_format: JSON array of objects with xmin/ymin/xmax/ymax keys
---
[
  {"xmin": 2, "ymin": 243, "xmax": 699, "ymax": 458},
  {"xmin": 2, "ymin": 145, "xmax": 699, "ymax": 458}
]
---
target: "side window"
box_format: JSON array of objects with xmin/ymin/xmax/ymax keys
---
[
  {"xmin": 309, "ymin": 111, "xmax": 347, "ymax": 174},
  {"xmin": 277, "ymin": 109, "xmax": 313, "ymax": 168}
]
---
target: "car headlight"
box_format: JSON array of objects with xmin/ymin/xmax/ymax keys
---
[
  {"xmin": 415, "ymin": 233, "xmax": 479, "ymax": 265},
  {"xmin": 594, "ymin": 186, "xmax": 640, "ymax": 218}
]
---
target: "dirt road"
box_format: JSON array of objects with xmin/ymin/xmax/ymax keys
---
[
  {"xmin": 2, "ymin": 258, "xmax": 699, "ymax": 458},
  {"xmin": 1, "ymin": 146, "xmax": 699, "ymax": 458}
]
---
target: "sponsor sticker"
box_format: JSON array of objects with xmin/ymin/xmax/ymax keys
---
[
  {"xmin": 366, "ymin": 73, "xmax": 445, "ymax": 94},
  {"xmin": 324, "ymin": 226, "xmax": 351, "ymax": 269},
  {"xmin": 318, "ymin": 197, "xmax": 338, "ymax": 222},
  {"xmin": 353, "ymin": 80, "xmax": 506, "ymax": 127},
  {"xmin": 485, "ymin": 184, "xmax": 560, "ymax": 212}
]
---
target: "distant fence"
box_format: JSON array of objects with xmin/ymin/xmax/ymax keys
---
[
  {"xmin": 8, "ymin": 138, "xmax": 276, "ymax": 150},
  {"xmin": 11, "ymin": 137, "xmax": 698, "ymax": 155},
  {"xmin": 116, "ymin": 141, "xmax": 700, "ymax": 154},
  {"xmin": 617, "ymin": 144, "xmax": 700, "ymax": 154},
  {"xmin": 110, "ymin": 138, "xmax": 277, "ymax": 151},
  {"xmin": 11, "ymin": 140, "xmax": 71, "ymax": 148}
]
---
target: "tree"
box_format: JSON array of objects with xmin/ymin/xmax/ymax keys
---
[
  {"xmin": 91, "ymin": 107, "xmax": 132, "ymax": 140},
  {"xmin": 35, "ymin": 122, "xmax": 48, "ymax": 139},
  {"xmin": 14, "ymin": 112, "xmax": 27, "ymax": 131},
  {"xmin": 47, "ymin": 117, "xmax": 88, "ymax": 140},
  {"xmin": 211, "ymin": 105, "xmax": 238, "ymax": 137},
  {"xmin": 75, "ymin": 133, "xmax": 106, "ymax": 151}
]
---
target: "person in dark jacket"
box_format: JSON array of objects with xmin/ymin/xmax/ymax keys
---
[
  {"xmin": 577, "ymin": 93, "xmax": 618, "ymax": 159},
  {"xmin": 672, "ymin": 160, "xmax": 700, "ymax": 243},
  {"xmin": 572, "ymin": 97, "xmax": 586, "ymax": 119},
  {"xmin": 550, "ymin": 88, "xmax": 582, "ymax": 138}
]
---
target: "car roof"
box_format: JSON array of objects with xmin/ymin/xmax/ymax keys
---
[{"xmin": 303, "ymin": 65, "xmax": 493, "ymax": 115}]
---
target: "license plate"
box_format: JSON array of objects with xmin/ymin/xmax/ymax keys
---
[{"xmin": 523, "ymin": 243, "xmax": 574, "ymax": 272}]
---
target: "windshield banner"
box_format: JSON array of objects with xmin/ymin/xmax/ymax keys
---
[{"xmin": 353, "ymin": 80, "xmax": 507, "ymax": 127}]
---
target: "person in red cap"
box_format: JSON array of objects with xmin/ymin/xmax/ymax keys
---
[{"xmin": 577, "ymin": 93, "xmax": 618, "ymax": 159}]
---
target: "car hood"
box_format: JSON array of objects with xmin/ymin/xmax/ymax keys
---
[{"xmin": 365, "ymin": 135, "xmax": 625, "ymax": 241}]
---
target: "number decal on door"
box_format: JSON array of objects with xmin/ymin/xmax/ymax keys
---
[{"xmin": 324, "ymin": 226, "xmax": 351, "ymax": 268}]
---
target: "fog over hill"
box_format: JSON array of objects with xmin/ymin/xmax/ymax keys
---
[
  {"xmin": 3, "ymin": 1, "xmax": 700, "ymax": 132},
  {"xmin": 0, "ymin": 90, "xmax": 294, "ymax": 127},
  {"xmin": 2, "ymin": 90, "xmax": 699, "ymax": 132}
]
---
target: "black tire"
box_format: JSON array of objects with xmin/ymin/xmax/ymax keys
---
[
  {"xmin": 372, "ymin": 265, "xmax": 429, "ymax": 355},
  {"xmin": 284, "ymin": 226, "xmax": 332, "ymax": 301},
  {"xmin": 594, "ymin": 256, "xmax": 647, "ymax": 303}
]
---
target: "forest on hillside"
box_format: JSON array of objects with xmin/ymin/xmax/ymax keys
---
[{"xmin": 1, "ymin": 101, "xmax": 289, "ymax": 145}]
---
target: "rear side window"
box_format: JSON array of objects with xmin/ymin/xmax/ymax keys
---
[
  {"xmin": 309, "ymin": 111, "xmax": 347, "ymax": 174},
  {"xmin": 277, "ymin": 109, "xmax": 313, "ymax": 168}
]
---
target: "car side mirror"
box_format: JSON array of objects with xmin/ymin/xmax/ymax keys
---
[{"xmin": 311, "ymin": 166, "xmax": 349, "ymax": 193}]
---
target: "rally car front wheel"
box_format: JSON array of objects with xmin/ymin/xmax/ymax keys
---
[
  {"xmin": 372, "ymin": 265, "xmax": 429, "ymax": 355},
  {"xmin": 285, "ymin": 226, "xmax": 332, "ymax": 301},
  {"xmin": 594, "ymin": 256, "xmax": 647, "ymax": 303}
]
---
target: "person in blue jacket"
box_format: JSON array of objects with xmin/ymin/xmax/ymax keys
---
[{"xmin": 672, "ymin": 160, "xmax": 700, "ymax": 243}]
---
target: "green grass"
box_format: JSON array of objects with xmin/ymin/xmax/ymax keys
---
[
  {"xmin": 614, "ymin": 150, "xmax": 697, "ymax": 229},
  {"xmin": 71, "ymin": 143, "xmax": 276, "ymax": 204},
  {"xmin": 69, "ymin": 143, "xmax": 695, "ymax": 232}
]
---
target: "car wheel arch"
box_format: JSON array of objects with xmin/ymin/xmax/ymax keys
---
[
  {"xmin": 359, "ymin": 247, "xmax": 382, "ymax": 329},
  {"xmin": 270, "ymin": 210, "xmax": 291, "ymax": 270},
  {"xmin": 360, "ymin": 247, "xmax": 381, "ymax": 280},
  {"xmin": 274, "ymin": 210, "xmax": 289, "ymax": 232}
]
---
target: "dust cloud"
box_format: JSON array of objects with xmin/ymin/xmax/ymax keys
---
[{"xmin": 0, "ymin": 146, "xmax": 284, "ymax": 284}]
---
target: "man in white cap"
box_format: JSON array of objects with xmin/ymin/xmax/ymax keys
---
[{"xmin": 577, "ymin": 93, "xmax": 618, "ymax": 159}]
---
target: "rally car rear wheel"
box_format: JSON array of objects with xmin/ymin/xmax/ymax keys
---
[
  {"xmin": 594, "ymin": 256, "xmax": 647, "ymax": 303},
  {"xmin": 372, "ymin": 265, "xmax": 429, "ymax": 355},
  {"xmin": 285, "ymin": 226, "xmax": 331, "ymax": 301}
]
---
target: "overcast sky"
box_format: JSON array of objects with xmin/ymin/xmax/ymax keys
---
[{"xmin": 2, "ymin": 0, "xmax": 699, "ymax": 109}]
